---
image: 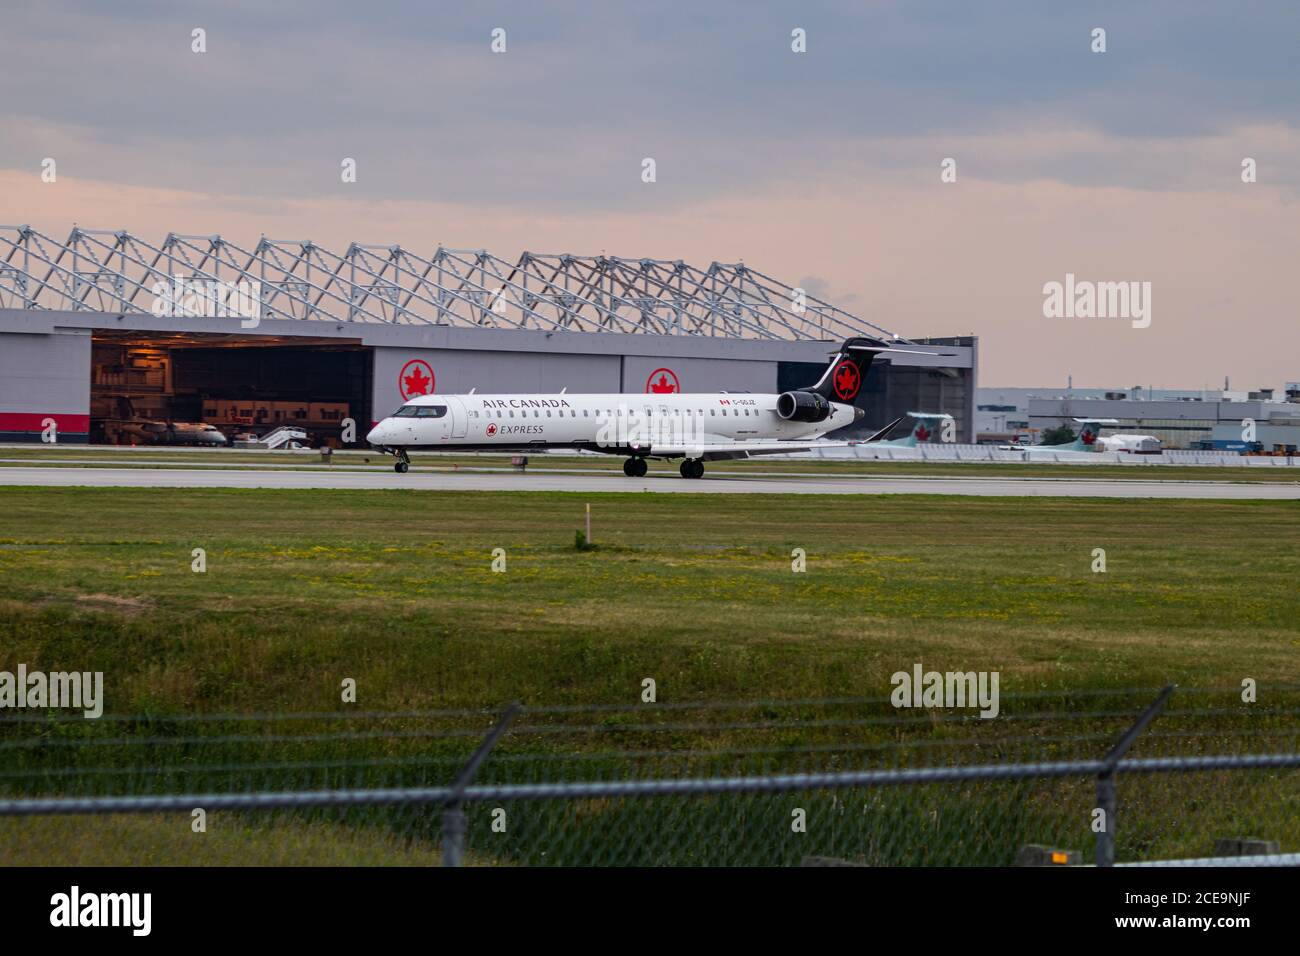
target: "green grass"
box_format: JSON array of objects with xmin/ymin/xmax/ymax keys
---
[
  {"xmin": 2, "ymin": 487, "xmax": 1297, "ymax": 708},
  {"xmin": 0, "ymin": 813, "xmax": 455, "ymax": 867},
  {"xmin": 1, "ymin": 487, "xmax": 1296, "ymax": 865}
]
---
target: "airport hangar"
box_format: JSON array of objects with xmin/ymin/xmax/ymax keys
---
[{"xmin": 0, "ymin": 226, "xmax": 976, "ymax": 446}]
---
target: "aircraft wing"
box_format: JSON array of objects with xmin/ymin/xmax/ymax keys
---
[
  {"xmin": 863, "ymin": 416, "xmax": 905, "ymax": 443},
  {"xmin": 650, "ymin": 440, "xmax": 859, "ymax": 461}
]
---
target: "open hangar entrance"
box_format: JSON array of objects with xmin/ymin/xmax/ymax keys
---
[{"xmin": 89, "ymin": 330, "xmax": 372, "ymax": 446}]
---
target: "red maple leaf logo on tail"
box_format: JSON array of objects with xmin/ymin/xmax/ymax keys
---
[
  {"xmin": 832, "ymin": 361, "xmax": 860, "ymax": 400},
  {"xmin": 915, "ymin": 425, "xmax": 931, "ymax": 442},
  {"xmin": 1080, "ymin": 429, "xmax": 1096, "ymax": 445}
]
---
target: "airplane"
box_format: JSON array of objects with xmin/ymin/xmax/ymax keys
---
[
  {"xmin": 121, "ymin": 420, "xmax": 229, "ymax": 446},
  {"xmin": 866, "ymin": 411, "xmax": 955, "ymax": 448},
  {"xmin": 366, "ymin": 337, "xmax": 953, "ymax": 477},
  {"xmin": 1096, "ymin": 433, "xmax": 1161, "ymax": 454},
  {"xmin": 103, "ymin": 398, "xmax": 229, "ymax": 446},
  {"xmin": 999, "ymin": 418, "xmax": 1118, "ymax": 458}
]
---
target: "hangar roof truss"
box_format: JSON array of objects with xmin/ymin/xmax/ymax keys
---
[{"xmin": 0, "ymin": 226, "xmax": 906, "ymax": 342}]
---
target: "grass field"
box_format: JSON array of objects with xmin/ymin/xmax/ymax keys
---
[
  {"xmin": 2, "ymin": 487, "xmax": 1297, "ymax": 708},
  {"xmin": 2, "ymin": 486, "xmax": 1296, "ymax": 864}
]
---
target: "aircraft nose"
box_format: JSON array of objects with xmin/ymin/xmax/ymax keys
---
[
  {"xmin": 854, "ymin": 406, "xmax": 865, "ymax": 422},
  {"xmin": 366, "ymin": 422, "xmax": 386, "ymax": 445}
]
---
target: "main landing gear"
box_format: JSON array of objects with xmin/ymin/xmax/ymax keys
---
[
  {"xmin": 622, "ymin": 457, "xmax": 648, "ymax": 478},
  {"xmin": 393, "ymin": 449, "xmax": 411, "ymax": 474},
  {"xmin": 679, "ymin": 458, "xmax": 704, "ymax": 480}
]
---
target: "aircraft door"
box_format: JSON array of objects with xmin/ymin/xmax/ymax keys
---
[{"xmin": 446, "ymin": 397, "xmax": 468, "ymax": 438}]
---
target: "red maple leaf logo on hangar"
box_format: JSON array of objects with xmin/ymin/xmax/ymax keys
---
[
  {"xmin": 399, "ymin": 359, "xmax": 435, "ymax": 399},
  {"xmin": 832, "ymin": 360, "xmax": 860, "ymax": 401},
  {"xmin": 646, "ymin": 368, "xmax": 679, "ymax": 394}
]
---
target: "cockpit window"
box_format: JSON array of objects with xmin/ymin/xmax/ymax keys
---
[{"xmin": 393, "ymin": 404, "xmax": 448, "ymax": 419}]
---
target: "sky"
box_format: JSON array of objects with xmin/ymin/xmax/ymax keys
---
[{"xmin": 2, "ymin": 0, "xmax": 1298, "ymax": 388}]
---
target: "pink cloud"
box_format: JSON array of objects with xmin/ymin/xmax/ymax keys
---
[{"xmin": 4, "ymin": 162, "xmax": 1296, "ymax": 388}]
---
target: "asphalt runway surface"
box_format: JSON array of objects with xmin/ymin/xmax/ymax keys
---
[{"xmin": 1, "ymin": 465, "xmax": 1298, "ymax": 498}]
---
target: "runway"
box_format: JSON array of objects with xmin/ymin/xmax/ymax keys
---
[{"xmin": 1, "ymin": 466, "xmax": 1297, "ymax": 498}]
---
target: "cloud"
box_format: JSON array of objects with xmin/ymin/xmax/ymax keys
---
[
  {"xmin": 4, "ymin": 1, "xmax": 1299, "ymax": 386},
  {"xmin": 6, "ymin": 167, "xmax": 1298, "ymax": 388},
  {"xmin": 3, "ymin": 1, "xmax": 1299, "ymax": 208}
]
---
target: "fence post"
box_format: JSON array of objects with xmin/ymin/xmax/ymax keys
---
[
  {"xmin": 442, "ymin": 701, "xmax": 521, "ymax": 867},
  {"xmin": 1095, "ymin": 685, "xmax": 1174, "ymax": 867}
]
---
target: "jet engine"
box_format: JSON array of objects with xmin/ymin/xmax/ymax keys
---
[{"xmin": 776, "ymin": 390, "xmax": 831, "ymax": 423}]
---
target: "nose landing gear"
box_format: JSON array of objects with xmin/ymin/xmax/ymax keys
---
[
  {"xmin": 679, "ymin": 458, "xmax": 704, "ymax": 479},
  {"xmin": 622, "ymin": 457, "xmax": 648, "ymax": 478},
  {"xmin": 393, "ymin": 449, "xmax": 411, "ymax": 474}
]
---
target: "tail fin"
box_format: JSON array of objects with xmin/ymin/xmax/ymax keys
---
[
  {"xmin": 805, "ymin": 337, "xmax": 881, "ymax": 402},
  {"xmin": 901, "ymin": 412, "xmax": 953, "ymax": 446},
  {"xmin": 1064, "ymin": 418, "xmax": 1119, "ymax": 452},
  {"xmin": 805, "ymin": 337, "xmax": 948, "ymax": 403},
  {"xmin": 866, "ymin": 411, "xmax": 954, "ymax": 446}
]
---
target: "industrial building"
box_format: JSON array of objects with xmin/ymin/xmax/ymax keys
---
[
  {"xmin": 977, "ymin": 386, "xmax": 1300, "ymax": 452},
  {"xmin": 0, "ymin": 226, "xmax": 976, "ymax": 445}
]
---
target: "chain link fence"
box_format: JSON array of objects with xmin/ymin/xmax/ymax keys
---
[{"xmin": 1, "ymin": 688, "xmax": 1296, "ymax": 866}]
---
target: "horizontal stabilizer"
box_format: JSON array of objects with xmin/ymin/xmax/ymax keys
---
[{"xmin": 844, "ymin": 344, "xmax": 958, "ymax": 357}]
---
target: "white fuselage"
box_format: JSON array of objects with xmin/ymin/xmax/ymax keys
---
[
  {"xmin": 366, "ymin": 391, "xmax": 858, "ymax": 453},
  {"xmin": 1097, "ymin": 434, "xmax": 1162, "ymax": 454}
]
